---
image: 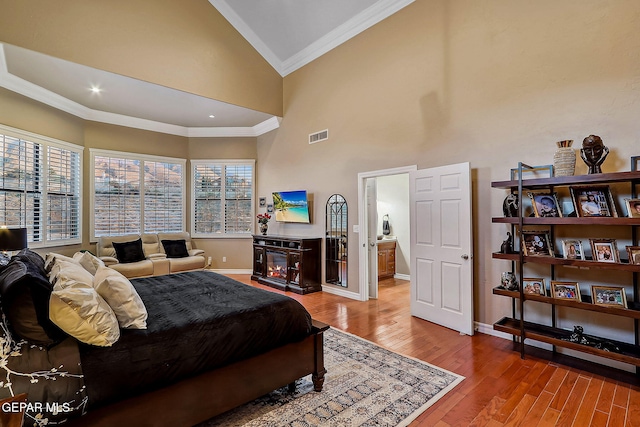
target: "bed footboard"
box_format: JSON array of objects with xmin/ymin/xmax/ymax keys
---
[{"xmin": 67, "ymin": 319, "xmax": 329, "ymax": 427}]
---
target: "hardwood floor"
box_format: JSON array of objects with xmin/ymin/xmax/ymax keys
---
[{"xmin": 226, "ymin": 275, "xmax": 640, "ymax": 426}]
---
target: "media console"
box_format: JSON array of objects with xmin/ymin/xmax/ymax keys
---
[{"xmin": 251, "ymin": 235, "xmax": 322, "ymax": 294}]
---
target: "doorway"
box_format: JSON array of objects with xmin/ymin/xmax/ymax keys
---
[{"xmin": 357, "ymin": 165, "xmax": 417, "ymax": 301}]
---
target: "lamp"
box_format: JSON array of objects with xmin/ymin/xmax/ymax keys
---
[{"xmin": 0, "ymin": 226, "xmax": 27, "ymax": 266}]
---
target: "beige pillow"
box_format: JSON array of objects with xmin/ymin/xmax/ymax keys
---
[
  {"xmin": 49, "ymin": 278, "xmax": 120, "ymax": 347},
  {"xmin": 49, "ymin": 259, "xmax": 94, "ymax": 285},
  {"xmin": 73, "ymin": 251, "xmax": 105, "ymax": 275},
  {"xmin": 44, "ymin": 252, "xmax": 77, "ymax": 273},
  {"xmin": 93, "ymin": 266, "xmax": 148, "ymax": 329}
]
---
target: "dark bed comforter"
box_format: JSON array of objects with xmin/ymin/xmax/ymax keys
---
[{"xmin": 79, "ymin": 271, "xmax": 313, "ymax": 409}]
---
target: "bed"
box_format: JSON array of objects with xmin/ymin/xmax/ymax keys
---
[{"xmin": 0, "ymin": 251, "xmax": 327, "ymax": 427}]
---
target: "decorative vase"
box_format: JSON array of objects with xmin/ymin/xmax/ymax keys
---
[
  {"xmin": 553, "ymin": 140, "xmax": 576, "ymax": 177},
  {"xmin": 259, "ymin": 223, "xmax": 268, "ymax": 235}
]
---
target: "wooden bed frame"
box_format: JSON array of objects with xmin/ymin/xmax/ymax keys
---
[{"xmin": 65, "ymin": 320, "xmax": 329, "ymax": 427}]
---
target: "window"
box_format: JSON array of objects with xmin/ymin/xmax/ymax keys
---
[
  {"xmin": 0, "ymin": 125, "xmax": 82, "ymax": 246},
  {"xmin": 91, "ymin": 150, "xmax": 185, "ymax": 239},
  {"xmin": 192, "ymin": 160, "xmax": 255, "ymax": 237}
]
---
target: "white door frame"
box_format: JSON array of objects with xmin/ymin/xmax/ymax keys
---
[{"xmin": 358, "ymin": 165, "xmax": 417, "ymax": 301}]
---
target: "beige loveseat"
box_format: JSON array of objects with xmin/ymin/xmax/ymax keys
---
[{"xmin": 97, "ymin": 232, "xmax": 205, "ymax": 278}]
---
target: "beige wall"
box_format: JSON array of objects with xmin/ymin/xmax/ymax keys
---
[
  {"xmin": 257, "ymin": 0, "xmax": 640, "ymax": 331},
  {"xmin": 0, "ymin": 0, "xmax": 282, "ymax": 115}
]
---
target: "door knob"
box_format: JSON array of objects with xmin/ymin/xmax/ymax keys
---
[
  {"xmin": 369, "ymin": 242, "xmax": 376, "ymax": 247},
  {"xmin": 461, "ymin": 254, "xmax": 469, "ymax": 260}
]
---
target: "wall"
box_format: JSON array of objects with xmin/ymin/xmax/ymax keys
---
[
  {"xmin": 376, "ymin": 174, "xmax": 410, "ymax": 276},
  {"xmin": 257, "ymin": 0, "xmax": 640, "ymax": 336},
  {"xmin": 0, "ymin": 90, "xmax": 258, "ymax": 267},
  {"xmin": 0, "ymin": 0, "xmax": 282, "ymax": 115}
]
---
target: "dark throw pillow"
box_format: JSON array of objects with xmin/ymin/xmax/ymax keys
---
[
  {"xmin": 113, "ymin": 239, "xmax": 146, "ymax": 264},
  {"xmin": 161, "ymin": 239, "xmax": 189, "ymax": 258},
  {"xmin": 0, "ymin": 255, "xmax": 67, "ymax": 346}
]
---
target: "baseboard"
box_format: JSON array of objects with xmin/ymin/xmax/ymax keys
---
[
  {"xmin": 209, "ymin": 268, "xmax": 253, "ymax": 275},
  {"xmin": 393, "ymin": 273, "xmax": 410, "ymax": 281},
  {"xmin": 321, "ymin": 284, "xmax": 361, "ymax": 300}
]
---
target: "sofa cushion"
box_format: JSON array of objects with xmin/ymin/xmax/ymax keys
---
[
  {"xmin": 169, "ymin": 255, "xmax": 206, "ymax": 273},
  {"xmin": 161, "ymin": 239, "xmax": 189, "ymax": 258},
  {"xmin": 113, "ymin": 239, "xmax": 146, "ymax": 264},
  {"xmin": 0, "ymin": 255, "xmax": 66, "ymax": 345},
  {"xmin": 49, "ymin": 276, "xmax": 120, "ymax": 347},
  {"xmin": 93, "ymin": 266, "xmax": 147, "ymax": 329},
  {"xmin": 110, "ymin": 260, "xmax": 155, "ymax": 278}
]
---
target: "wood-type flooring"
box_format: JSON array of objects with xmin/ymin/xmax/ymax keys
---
[{"xmin": 226, "ymin": 274, "xmax": 640, "ymax": 426}]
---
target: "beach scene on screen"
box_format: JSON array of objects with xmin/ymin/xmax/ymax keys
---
[{"xmin": 273, "ymin": 190, "xmax": 310, "ymax": 223}]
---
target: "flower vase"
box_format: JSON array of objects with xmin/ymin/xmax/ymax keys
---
[
  {"xmin": 259, "ymin": 223, "xmax": 268, "ymax": 235},
  {"xmin": 553, "ymin": 140, "xmax": 576, "ymax": 177}
]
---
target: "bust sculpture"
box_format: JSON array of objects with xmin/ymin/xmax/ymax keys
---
[{"xmin": 580, "ymin": 135, "xmax": 609, "ymax": 174}]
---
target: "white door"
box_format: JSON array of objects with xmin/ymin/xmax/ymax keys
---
[
  {"xmin": 410, "ymin": 162, "xmax": 473, "ymax": 335},
  {"xmin": 366, "ymin": 178, "xmax": 379, "ymax": 299}
]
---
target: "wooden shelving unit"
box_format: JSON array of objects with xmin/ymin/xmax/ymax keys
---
[{"xmin": 492, "ymin": 165, "xmax": 640, "ymax": 370}]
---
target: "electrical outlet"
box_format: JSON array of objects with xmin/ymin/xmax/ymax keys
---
[
  {"xmin": 222, "ymin": 256, "xmax": 227, "ymax": 263},
  {"xmin": 207, "ymin": 256, "xmax": 212, "ymax": 265}
]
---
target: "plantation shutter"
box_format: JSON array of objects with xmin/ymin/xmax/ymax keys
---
[
  {"xmin": 224, "ymin": 164, "xmax": 252, "ymax": 233},
  {"xmin": 194, "ymin": 164, "xmax": 222, "ymax": 234},
  {"xmin": 47, "ymin": 146, "xmax": 81, "ymax": 242},
  {"xmin": 144, "ymin": 161, "xmax": 183, "ymax": 233}
]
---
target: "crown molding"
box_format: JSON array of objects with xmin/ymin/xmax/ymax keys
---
[
  {"xmin": 0, "ymin": 44, "xmax": 278, "ymax": 138},
  {"xmin": 210, "ymin": 0, "xmax": 414, "ymax": 77}
]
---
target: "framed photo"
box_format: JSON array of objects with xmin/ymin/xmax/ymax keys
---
[
  {"xmin": 551, "ymin": 281, "xmax": 581, "ymax": 301},
  {"xmin": 624, "ymin": 199, "xmax": 640, "ymax": 218},
  {"xmin": 591, "ymin": 285, "xmax": 627, "ymax": 308},
  {"xmin": 266, "ymin": 203, "xmax": 274, "ymax": 213},
  {"xmin": 632, "ymin": 155, "xmax": 640, "ymax": 172},
  {"xmin": 528, "ymin": 192, "xmax": 563, "ymax": 218},
  {"xmin": 259, "ymin": 197, "xmax": 267, "ymax": 208},
  {"xmin": 522, "ymin": 231, "xmax": 554, "ymax": 257},
  {"xmin": 523, "ymin": 278, "xmax": 546, "ymax": 296},
  {"xmin": 590, "ymin": 239, "xmax": 619, "ymax": 263},
  {"xmin": 569, "ymin": 185, "xmax": 618, "ymax": 217},
  {"xmin": 626, "ymin": 246, "xmax": 640, "ymax": 265},
  {"xmin": 562, "ymin": 240, "xmax": 584, "ymax": 260}
]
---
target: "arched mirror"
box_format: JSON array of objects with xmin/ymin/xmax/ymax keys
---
[{"xmin": 325, "ymin": 194, "xmax": 347, "ymax": 287}]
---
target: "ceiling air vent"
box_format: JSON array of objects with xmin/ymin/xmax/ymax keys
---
[{"xmin": 309, "ymin": 129, "xmax": 329, "ymax": 144}]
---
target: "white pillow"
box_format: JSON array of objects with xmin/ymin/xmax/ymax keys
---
[
  {"xmin": 49, "ymin": 259, "xmax": 94, "ymax": 285},
  {"xmin": 44, "ymin": 252, "xmax": 77, "ymax": 273},
  {"xmin": 93, "ymin": 266, "xmax": 148, "ymax": 329},
  {"xmin": 73, "ymin": 251, "xmax": 105, "ymax": 275},
  {"xmin": 49, "ymin": 278, "xmax": 120, "ymax": 347}
]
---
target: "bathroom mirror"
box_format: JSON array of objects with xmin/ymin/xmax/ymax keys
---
[{"xmin": 325, "ymin": 194, "xmax": 347, "ymax": 287}]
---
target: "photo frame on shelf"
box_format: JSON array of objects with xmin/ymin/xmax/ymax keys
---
[
  {"xmin": 626, "ymin": 246, "xmax": 640, "ymax": 265},
  {"xmin": 591, "ymin": 285, "xmax": 627, "ymax": 308},
  {"xmin": 569, "ymin": 185, "xmax": 618, "ymax": 217},
  {"xmin": 523, "ymin": 278, "xmax": 546, "ymax": 296},
  {"xmin": 562, "ymin": 240, "xmax": 584, "ymax": 260},
  {"xmin": 590, "ymin": 239, "xmax": 620, "ymax": 263},
  {"xmin": 510, "ymin": 164, "xmax": 553, "ymax": 181},
  {"xmin": 625, "ymin": 198, "xmax": 640, "ymax": 218},
  {"xmin": 522, "ymin": 231, "xmax": 554, "ymax": 257},
  {"xmin": 528, "ymin": 192, "xmax": 563, "ymax": 218},
  {"xmin": 551, "ymin": 281, "xmax": 581, "ymax": 301},
  {"xmin": 632, "ymin": 156, "xmax": 640, "ymax": 172}
]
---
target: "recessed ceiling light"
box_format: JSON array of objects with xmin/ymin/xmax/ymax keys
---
[
  {"xmin": 209, "ymin": 115, "xmax": 215, "ymax": 118},
  {"xmin": 90, "ymin": 86, "xmax": 102, "ymax": 94}
]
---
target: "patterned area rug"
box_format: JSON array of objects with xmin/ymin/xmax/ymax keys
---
[{"xmin": 200, "ymin": 328, "xmax": 464, "ymax": 427}]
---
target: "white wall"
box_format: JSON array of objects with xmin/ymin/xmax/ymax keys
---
[{"xmin": 376, "ymin": 174, "xmax": 410, "ymax": 276}]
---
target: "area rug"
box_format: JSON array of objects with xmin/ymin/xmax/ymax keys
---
[{"xmin": 199, "ymin": 328, "xmax": 464, "ymax": 427}]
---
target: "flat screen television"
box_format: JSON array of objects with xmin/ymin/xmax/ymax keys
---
[{"xmin": 272, "ymin": 190, "xmax": 310, "ymax": 223}]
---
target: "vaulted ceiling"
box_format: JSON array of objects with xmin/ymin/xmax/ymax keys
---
[{"xmin": 0, "ymin": 1, "xmax": 413, "ymax": 137}]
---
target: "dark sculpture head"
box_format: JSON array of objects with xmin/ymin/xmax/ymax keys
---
[{"xmin": 580, "ymin": 134, "xmax": 609, "ymax": 174}]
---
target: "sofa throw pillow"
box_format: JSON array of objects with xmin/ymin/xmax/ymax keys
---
[
  {"xmin": 0, "ymin": 256, "xmax": 67, "ymax": 346},
  {"xmin": 73, "ymin": 251, "xmax": 105, "ymax": 275},
  {"xmin": 93, "ymin": 266, "xmax": 147, "ymax": 329},
  {"xmin": 49, "ymin": 277, "xmax": 120, "ymax": 347},
  {"xmin": 161, "ymin": 239, "xmax": 189, "ymax": 258},
  {"xmin": 113, "ymin": 239, "xmax": 146, "ymax": 264}
]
